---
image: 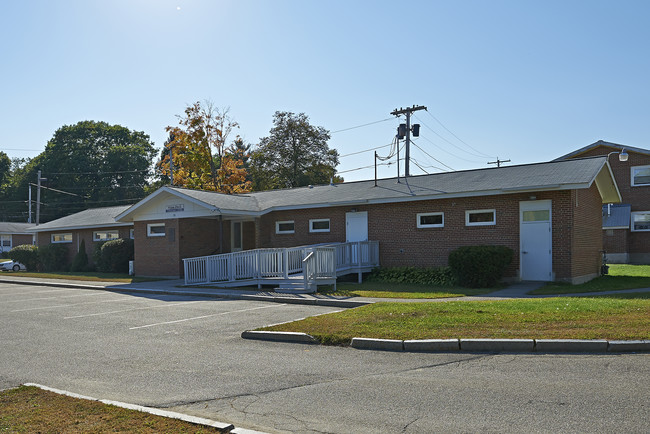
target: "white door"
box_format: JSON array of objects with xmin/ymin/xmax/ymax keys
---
[
  {"xmin": 346, "ymin": 212, "xmax": 368, "ymax": 264},
  {"xmin": 231, "ymin": 221, "xmax": 243, "ymax": 252},
  {"xmin": 520, "ymin": 200, "xmax": 552, "ymax": 281}
]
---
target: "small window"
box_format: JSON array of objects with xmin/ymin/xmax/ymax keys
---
[
  {"xmin": 93, "ymin": 230, "xmax": 119, "ymax": 241},
  {"xmin": 522, "ymin": 210, "xmax": 550, "ymax": 222},
  {"xmin": 631, "ymin": 165, "xmax": 650, "ymax": 186},
  {"xmin": 309, "ymin": 219, "xmax": 330, "ymax": 233},
  {"xmin": 129, "ymin": 228, "xmax": 134, "ymax": 239},
  {"xmin": 147, "ymin": 223, "xmax": 166, "ymax": 237},
  {"xmin": 276, "ymin": 221, "xmax": 295, "ymax": 234},
  {"xmin": 52, "ymin": 233, "xmax": 73, "ymax": 243},
  {"xmin": 631, "ymin": 211, "xmax": 650, "ymax": 232},
  {"xmin": 466, "ymin": 209, "xmax": 496, "ymax": 226},
  {"xmin": 417, "ymin": 212, "xmax": 444, "ymax": 228}
]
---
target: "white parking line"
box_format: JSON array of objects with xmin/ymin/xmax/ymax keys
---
[
  {"xmin": 0, "ymin": 292, "xmax": 107, "ymax": 304},
  {"xmin": 64, "ymin": 300, "xmax": 206, "ymax": 319},
  {"xmin": 129, "ymin": 304, "xmax": 287, "ymax": 330},
  {"xmin": 11, "ymin": 296, "xmax": 138, "ymax": 312}
]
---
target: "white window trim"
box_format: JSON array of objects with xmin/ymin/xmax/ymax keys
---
[
  {"xmin": 631, "ymin": 211, "xmax": 650, "ymax": 232},
  {"xmin": 631, "ymin": 165, "xmax": 650, "ymax": 187},
  {"xmin": 275, "ymin": 220, "xmax": 295, "ymax": 234},
  {"xmin": 416, "ymin": 212, "xmax": 444, "ymax": 228},
  {"xmin": 466, "ymin": 209, "xmax": 496, "ymax": 226},
  {"xmin": 147, "ymin": 223, "xmax": 166, "ymax": 237},
  {"xmin": 93, "ymin": 230, "xmax": 119, "ymax": 242},
  {"xmin": 309, "ymin": 219, "xmax": 330, "ymax": 233},
  {"xmin": 51, "ymin": 233, "xmax": 73, "ymax": 243},
  {"xmin": 129, "ymin": 228, "xmax": 135, "ymax": 239}
]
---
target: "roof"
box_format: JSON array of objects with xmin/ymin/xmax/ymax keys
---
[
  {"xmin": 602, "ymin": 204, "xmax": 631, "ymax": 229},
  {"xmin": 117, "ymin": 156, "xmax": 621, "ymax": 222},
  {"xmin": 0, "ymin": 222, "xmax": 35, "ymax": 234},
  {"xmin": 555, "ymin": 140, "xmax": 650, "ymax": 160},
  {"xmin": 28, "ymin": 205, "xmax": 134, "ymax": 232}
]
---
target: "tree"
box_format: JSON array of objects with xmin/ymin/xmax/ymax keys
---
[
  {"xmin": 250, "ymin": 111, "xmax": 340, "ymax": 190},
  {"xmin": 5, "ymin": 121, "xmax": 156, "ymax": 222},
  {"xmin": 159, "ymin": 101, "xmax": 252, "ymax": 193},
  {"xmin": 0, "ymin": 152, "xmax": 10, "ymax": 186}
]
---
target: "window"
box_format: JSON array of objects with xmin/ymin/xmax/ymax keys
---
[
  {"xmin": 309, "ymin": 219, "xmax": 330, "ymax": 233},
  {"xmin": 631, "ymin": 211, "xmax": 650, "ymax": 232},
  {"xmin": 466, "ymin": 209, "xmax": 496, "ymax": 226},
  {"xmin": 522, "ymin": 210, "xmax": 550, "ymax": 222},
  {"xmin": 275, "ymin": 221, "xmax": 295, "ymax": 234},
  {"xmin": 417, "ymin": 212, "xmax": 444, "ymax": 228},
  {"xmin": 51, "ymin": 233, "xmax": 73, "ymax": 243},
  {"xmin": 129, "ymin": 228, "xmax": 134, "ymax": 239},
  {"xmin": 93, "ymin": 230, "xmax": 119, "ymax": 241},
  {"xmin": 147, "ymin": 223, "xmax": 165, "ymax": 237},
  {"xmin": 631, "ymin": 165, "xmax": 650, "ymax": 186}
]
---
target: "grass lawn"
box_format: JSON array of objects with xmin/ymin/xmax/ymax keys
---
[
  {"xmin": 0, "ymin": 385, "xmax": 224, "ymax": 433},
  {"xmin": 0, "ymin": 271, "xmax": 162, "ymax": 284},
  {"xmin": 531, "ymin": 264, "xmax": 650, "ymax": 295},
  {"xmin": 261, "ymin": 295, "xmax": 650, "ymax": 345},
  {"xmin": 319, "ymin": 281, "xmax": 500, "ymax": 299}
]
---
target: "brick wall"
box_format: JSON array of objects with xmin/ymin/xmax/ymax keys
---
[
  {"xmin": 570, "ymin": 185, "xmax": 604, "ymax": 282},
  {"xmin": 133, "ymin": 219, "xmax": 180, "ymax": 277},
  {"xmin": 11, "ymin": 234, "xmax": 33, "ymax": 248}
]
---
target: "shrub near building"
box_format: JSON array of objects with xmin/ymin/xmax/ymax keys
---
[
  {"xmin": 448, "ymin": 245, "xmax": 514, "ymax": 288},
  {"xmin": 7, "ymin": 244, "xmax": 39, "ymax": 271}
]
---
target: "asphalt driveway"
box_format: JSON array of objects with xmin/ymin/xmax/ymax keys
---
[{"xmin": 1, "ymin": 281, "xmax": 648, "ymax": 433}]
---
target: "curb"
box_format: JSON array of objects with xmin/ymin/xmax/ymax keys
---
[
  {"xmin": 0, "ymin": 278, "xmax": 369, "ymax": 309},
  {"xmin": 23, "ymin": 383, "xmax": 267, "ymax": 434},
  {"xmin": 241, "ymin": 334, "xmax": 650, "ymax": 354}
]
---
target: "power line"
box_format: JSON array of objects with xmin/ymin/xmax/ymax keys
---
[
  {"xmin": 423, "ymin": 110, "xmax": 495, "ymax": 158},
  {"xmin": 337, "ymin": 161, "xmax": 393, "ymax": 175},
  {"xmin": 411, "ymin": 141, "xmax": 455, "ymax": 171},
  {"xmin": 413, "ymin": 114, "xmax": 491, "ymax": 160},
  {"xmin": 339, "ymin": 143, "xmax": 392, "ymax": 158},
  {"xmin": 331, "ymin": 118, "xmax": 393, "ymax": 134}
]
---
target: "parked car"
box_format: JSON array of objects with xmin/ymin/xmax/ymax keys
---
[{"xmin": 0, "ymin": 260, "xmax": 26, "ymax": 272}]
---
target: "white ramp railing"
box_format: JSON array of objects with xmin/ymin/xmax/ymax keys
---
[{"xmin": 183, "ymin": 241, "xmax": 379, "ymax": 286}]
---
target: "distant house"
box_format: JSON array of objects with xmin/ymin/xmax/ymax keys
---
[
  {"xmin": 0, "ymin": 222, "xmax": 35, "ymax": 254},
  {"xmin": 114, "ymin": 156, "xmax": 620, "ymax": 283},
  {"xmin": 556, "ymin": 140, "xmax": 650, "ymax": 264},
  {"xmin": 28, "ymin": 206, "xmax": 134, "ymax": 266}
]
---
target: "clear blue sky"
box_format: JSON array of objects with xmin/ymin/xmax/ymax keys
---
[{"xmin": 2, "ymin": 0, "xmax": 649, "ymax": 181}]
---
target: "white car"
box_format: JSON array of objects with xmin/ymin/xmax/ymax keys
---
[{"xmin": 0, "ymin": 260, "xmax": 26, "ymax": 272}]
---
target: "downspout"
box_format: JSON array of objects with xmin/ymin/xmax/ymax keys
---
[{"xmin": 219, "ymin": 214, "xmax": 223, "ymax": 254}]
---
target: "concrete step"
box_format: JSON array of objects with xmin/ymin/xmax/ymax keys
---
[{"xmin": 275, "ymin": 281, "xmax": 315, "ymax": 294}]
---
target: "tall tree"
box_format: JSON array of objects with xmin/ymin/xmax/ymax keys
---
[
  {"xmin": 160, "ymin": 101, "xmax": 251, "ymax": 193},
  {"xmin": 6, "ymin": 121, "xmax": 156, "ymax": 222},
  {"xmin": 0, "ymin": 152, "xmax": 10, "ymax": 186},
  {"xmin": 250, "ymin": 111, "xmax": 339, "ymax": 190}
]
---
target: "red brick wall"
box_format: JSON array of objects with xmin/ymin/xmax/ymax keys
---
[
  {"xmin": 11, "ymin": 234, "xmax": 34, "ymax": 247},
  {"xmin": 133, "ymin": 219, "xmax": 180, "ymax": 277},
  {"xmin": 570, "ymin": 185, "xmax": 605, "ymax": 281},
  {"xmin": 604, "ymin": 229, "xmax": 628, "ymax": 254}
]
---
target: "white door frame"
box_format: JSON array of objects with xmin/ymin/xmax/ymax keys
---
[{"xmin": 519, "ymin": 200, "xmax": 553, "ymax": 281}]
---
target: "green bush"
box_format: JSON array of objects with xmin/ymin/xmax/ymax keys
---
[
  {"xmin": 92, "ymin": 241, "xmax": 107, "ymax": 271},
  {"xmin": 367, "ymin": 266, "xmax": 457, "ymax": 286},
  {"xmin": 71, "ymin": 239, "xmax": 89, "ymax": 272},
  {"xmin": 38, "ymin": 243, "xmax": 70, "ymax": 272},
  {"xmin": 8, "ymin": 244, "xmax": 39, "ymax": 271},
  {"xmin": 448, "ymin": 245, "xmax": 514, "ymax": 288},
  {"xmin": 97, "ymin": 238, "xmax": 134, "ymax": 273}
]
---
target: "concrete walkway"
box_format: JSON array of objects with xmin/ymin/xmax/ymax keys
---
[{"xmin": 0, "ymin": 275, "xmax": 648, "ymax": 308}]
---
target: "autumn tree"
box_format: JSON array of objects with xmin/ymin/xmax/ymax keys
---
[
  {"xmin": 159, "ymin": 101, "xmax": 251, "ymax": 193},
  {"xmin": 250, "ymin": 111, "xmax": 340, "ymax": 190}
]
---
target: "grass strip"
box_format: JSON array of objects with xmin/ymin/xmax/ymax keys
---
[
  {"xmin": 321, "ymin": 281, "xmax": 498, "ymax": 299},
  {"xmin": 2, "ymin": 271, "xmax": 162, "ymax": 283},
  {"xmin": 0, "ymin": 385, "xmax": 225, "ymax": 432},
  {"xmin": 532, "ymin": 264, "xmax": 650, "ymax": 295},
  {"xmin": 261, "ymin": 296, "xmax": 650, "ymax": 345}
]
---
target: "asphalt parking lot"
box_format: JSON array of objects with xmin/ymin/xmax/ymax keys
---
[{"xmin": 2, "ymin": 281, "xmax": 649, "ymax": 433}]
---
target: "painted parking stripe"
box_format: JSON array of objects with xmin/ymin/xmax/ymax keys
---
[
  {"xmin": 129, "ymin": 304, "xmax": 287, "ymax": 330},
  {"xmin": 11, "ymin": 296, "xmax": 139, "ymax": 312},
  {"xmin": 0, "ymin": 292, "xmax": 108, "ymax": 304},
  {"xmin": 64, "ymin": 300, "xmax": 207, "ymax": 319}
]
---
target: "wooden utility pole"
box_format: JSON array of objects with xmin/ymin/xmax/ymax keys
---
[
  {"xmin": 391, "ymin": 105, "xmax": 427, "ymax": 177},
  {"xmin": 488, "ymin": 158, "xmax": 511, "ymax": 168}
]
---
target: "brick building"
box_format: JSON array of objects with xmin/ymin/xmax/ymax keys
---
[
  {"xmin": 556, "ymin": 141, "xmax": 650, "ymax": 264},
  {"xmin": 0, "ymin": 222, "xmax": 35, "ymax": 254},
  {"xmin": 116, "ymin": 156, "xmax": 619, "ymax": 283}
]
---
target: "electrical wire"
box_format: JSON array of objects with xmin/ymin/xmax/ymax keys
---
[
  {"xmin": 422, "ymin": 111, "xmax": 495, "ymax": 158},
  {"xmin": 331, "ymin": 118, "xmax": 394, "ymax": 134},
  {"xmin": 339, "ymin": 143, "xmax": 393, "ymax": 158},
  {"xmin": 413, "ymin": 114, "xmax": 491, "ymax": 160},
  {"xmin": 411, "ymin": 141, "xmax": 455, "ymax": 171}
]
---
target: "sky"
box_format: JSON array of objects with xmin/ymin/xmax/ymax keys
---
[{"xmin": 1, "ymin": 0, "xmax": 649, "ymax": 182}]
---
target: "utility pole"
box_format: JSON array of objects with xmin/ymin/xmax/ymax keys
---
[
  {"xmin": 28, "ymin": 186, "xmax": 32, "ymax": 223},
  {"xmin": 488, "ymin": 158, "xmax": 511, "ymax": 168},
  {"xmin": 35, "ymin": 170, "xmax": 47, "ymax": 225},
  {"xmin": 391, "ymin": 105, "xmax": 426, "ymax": 177}
]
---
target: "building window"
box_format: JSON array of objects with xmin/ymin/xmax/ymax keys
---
[
  {"xmin": 275, "ymin": 221, "xmax": 295, "ymax": 234},
  {"xmin": 309, "ymin": 219, "xmax": 330, "ymax": 233},
  {"xmin": 631, "ymin": 211, "xmax": 650, "ymax": 232},
  {"xmin": 417, "ymin": 212, "xmax": 444, "ymax": 228},
  {"xmin": 51, "ymin": 233, "xmax": 73, "ymax": 243},
  {"xmin": 466, "ymin": 209, "xmax": 496, "ymax": 226},
  {"xmin": 631, "ymin": 165, "xmax": 650, "ymax": 187},
  {"xmin": 129, "ymin": 228, "xmax": 134, "ymax": 239},
  {"xmin": 147, "ymin": 223, "xmax": 165, "ymax": 237},
  {"xmin": 93, "ymin": 230, "xmax": 119, "ymax": 241}
]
